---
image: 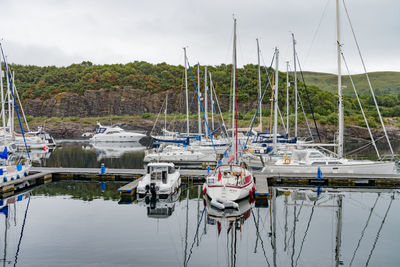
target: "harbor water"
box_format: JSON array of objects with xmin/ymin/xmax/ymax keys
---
[{"xmin": 1, "ymin": 182, "xmax": 399, "ymax": 266}]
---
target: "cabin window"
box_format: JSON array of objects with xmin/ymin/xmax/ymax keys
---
[
  {"xmin": 311, "ymin": 162, "xmax": 326, "ymax": 165},
  {"xmin": 168, "ymin": 166, "xmax": 175, "ymax": 174},
  {"xmin": 309, "ymin": 152, "xmax": 324, "ymax": 158},
  {"xmin": 162, "ymin": 171, "xmax": 167, "ymax": 184},
  {"xmin": 96, "ymin": 128, "xmax": 106, "ymax": 134},
  {"xmin": 328, "ymin": 161, "xmax": 342, "ymax": 165}
]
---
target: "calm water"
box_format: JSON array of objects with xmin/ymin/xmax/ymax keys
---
[
  {"xmin": 0, "ymin": 182, "xmax": 399, "ymax": 266},
  {"xmin": 30, "ymin": 138, "xmax": 400, "ymax": 169}
]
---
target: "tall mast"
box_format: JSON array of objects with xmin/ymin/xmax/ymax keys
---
[
  {"xmin": 0, "ymin": 62, "xmax": 5, "ymax": 146},
  {"xmin": 184, "ymin": 47, "xmax": 189, "ymax": 136},
  {"xmin": 210, "ymin": 72, "xmax": 214, "ymax": 132},
  {"xmin": 292, "ymin": 33, "xmax": 298, "ymax": 139},
  {"xmin": 336, "ymin": 0, "xmax": 344, "ymax": 158},
  {"xmin": 273, "ymin": 48, "xmax": 279, "ymax": 145},
  {"xmin": 231, "ymin": 19, "xmax": 236, "ymax": 142},
  {"xmin": 164, "ymin": 94, "xmax": 168, "ymax": 130},
  {"xmin": 6, "ymin": 65, "xmax": 11, "ymax": 136},
  {"xmin": 197, "ymin": 63, "xmax": 202, "ymax": 136},
  {"xmin": 286, "ymin": 61, "xmax": 290, "ymax": 136},
  {"xmin": 204, "ymin": 65, "xmax": 208, "ymax": 139},
  {"xmin": 233, "ymin": 18, "xmax": 238, "ymax": 161},
  {"xmin": 256, "ymin": 38, "xmax": 262, "ymax": 131}
]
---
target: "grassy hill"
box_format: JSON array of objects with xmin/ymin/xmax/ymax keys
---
[{"xmin": 301, "ymin": 71, "xmax": 400, "ymax": 96}]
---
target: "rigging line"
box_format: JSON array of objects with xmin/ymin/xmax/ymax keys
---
[
  {"xmin": 346, "ymin": 136, "xmax": 385, "ymax": 157},
  {"xmin": 277, "ymin": 106, "xmax": 287, "ymax": 134},
  {"xmin": 13, "ymin": 195, "xmax": 31, "ymax": 267},
  {"xmin": 297, "ymin": 91, "xmax": 314, "ymax": 142},
  {"xmin": 186, "ymin": 58, "xmax": 216, "ymax": 153},
  {"xmin": 305, "ymin": 0, "xmax": 331, "ymax": 63},
  {"xmin": 341, "ymin": 52, "xmax": 380, "ymax": 159},
  {"xmin": 185, "ymin": 207, "xmax": 206, "ymax": 265},
  {"xmin": 150, "ymin": 97, "xmax": 167, "ymax": 136},
  {"xmin": 349, "ymin": 194, "xmax": 380, "ymax": 267},
  {"xmin": 296, "ymin": 54, "xmax": 321, "ymax": 142},
  {"xmin": 241, "ymin": 51, "xmax": 276, "ymax": 152},
  {"xmin": 295, "ymin": 201, "xmax": 317, "ymax": 267},
  {"xmin": 210, "ymin": 77, "xmax": 229, "ymax": 138},
  {"xmin": 342, "ymin": 0, "xmax": 394, "ymax": 157},
  {"xmin": 365, "ymin": 193, "xmax": 394, "ymax": 266},
  {"xmin": 251, "ymin": 209, "xmax": 271, "ymax": 267}
]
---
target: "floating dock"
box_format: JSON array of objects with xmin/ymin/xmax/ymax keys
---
[{"xmin": 1, "ymin": 167, "xmax": 400, "ymax": 198}]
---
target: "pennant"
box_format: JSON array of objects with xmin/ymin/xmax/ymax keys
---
[
  {"xmin": 218, "ymin": 169, "xmax": 222, "ymax": 181},
  {"xmin": 217, "ymin": 221, "xmax": 221, "ymax": 236}
]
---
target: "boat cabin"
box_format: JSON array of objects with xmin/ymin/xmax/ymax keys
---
[{"xmin": 147, "ymin": 163, "xmax": 176, "ymax": 184}]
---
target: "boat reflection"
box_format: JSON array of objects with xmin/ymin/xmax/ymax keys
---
[
  {"xmin": 137, "ymin": 188, "xmax": 181, "ymax": 219},
  {"xmin": 82, "ymin": 142, "xmax": 146, "ymax": 160}
]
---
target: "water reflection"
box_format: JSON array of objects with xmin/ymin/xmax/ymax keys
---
[
  {"xmin": 39, "ymin": 142, "xmax": 145, "ymax": 169},
  {"xmin": 0, "ymin": 182, "xmax": 399, "ymax": 266},
  {"xmin": 137, "ymin": 188, "xmax": 181, "ymax": 219}
]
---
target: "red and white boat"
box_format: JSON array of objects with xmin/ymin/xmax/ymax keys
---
[
  {"xmin": 202, "ymin": 18, "xmax": 254, "ymax": 207},
  {"xmin": 203, "ymin": 164, "xmax": 255, "ymax": 204}
]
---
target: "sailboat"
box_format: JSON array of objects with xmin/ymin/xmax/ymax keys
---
[
  {"xmin": 261, "ymin": 0, "xmax": 396, "ymax": 175},
  {"xmin": 203, "ymin": 18, "xmax": 255, "ymax": 206}
]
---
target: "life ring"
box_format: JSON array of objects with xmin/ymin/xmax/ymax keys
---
[{"xmin": 284, "ymin": 156, "xmax": 291, "ymax": 164}]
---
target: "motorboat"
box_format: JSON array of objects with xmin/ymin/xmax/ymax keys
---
[
  {"xmin": 90, "ymin": 123, "xmax": 146, "ymax": 142},
  {"xmin": 137, "ymin": 162, "xmax": 181, "ymax": 197},
  {"xmin": 263, "ymin": 148, "xmax": 396, "ymax": 175}
]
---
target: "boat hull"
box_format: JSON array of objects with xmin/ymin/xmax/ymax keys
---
[{"xmin": 263, "ymin": 161, "xmax": 396, "ymax": 175}]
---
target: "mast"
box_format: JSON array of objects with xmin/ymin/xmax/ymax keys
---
[
  {"xmin": 232, "ymin": 18, "xmax": 238, "ymax": 161},
  {"xmin": 204, "ymin": 65, "xmax": 208, "ymax": 139},
  {"xmin": 292, "ymin": 33, "xmax": 298, "ymax": 139},
  {"xmin": 209, "ymin": 72, "xmax": 214, "ymax": 132},
  {"xmin": 197, "ymin": 63, "xmax": 202, "ymax": 135},
  {"xmin": 11, "ymin": 71, "xmax": 15, "ymax": 135},
  {"xmin": 184, "ymin": 47, "xmax": 189, "ymax": 136},
  {"xmin": 273, "ymin": 48, "xmax": 279, "ymax": 145},
  {"xmin": 6, "ymin": 67, "xmax": 11, "ymax": 136},
  {"xmin": 336, "ymin": 0, "xmax": 344, "ymax": 158},
  {"xmin": 0, "ymin": 62, "xmax": 5, "ymax": 146},
  {"xmin": 257, "ymin": 38, "xmax": 262, "ymax": 131},
  {"xmin": 164, "ymin": 94, "xmax": 168, "ymax": 130},
  {"xmin": 286, "ymin": 61, "xmax": 290, "ymax": 136},
  {"xmin": 210, "ymin": 73, "xmax": 214, "ymax": 132}
]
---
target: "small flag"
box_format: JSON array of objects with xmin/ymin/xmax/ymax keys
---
[
  {"xmin": 218, "ymin": 169, "xmax": 222, "ymax": 181},
  {"xmin": 217, "ymin": 221, "xmax": 221, "ymax": 236}
]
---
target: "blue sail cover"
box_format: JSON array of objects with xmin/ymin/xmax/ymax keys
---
[
  {"xmin": 0, "ymin": 147, "xmax": 7, "ymax": 160},
  {"xmin": 0, "ymin": 205, "xmax": 8, "ymax": 218}
]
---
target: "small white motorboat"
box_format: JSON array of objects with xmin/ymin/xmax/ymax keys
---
[{"xmin": 137, "ymin": 162, "xmax": 181, "ymax": 197}]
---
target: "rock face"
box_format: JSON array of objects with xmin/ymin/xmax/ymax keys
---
[{"xmin": 23, "ymin": 87, "xmax": 259, "ymax": 117}]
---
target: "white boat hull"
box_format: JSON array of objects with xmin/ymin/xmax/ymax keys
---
[{"xmin": 263, "ymin": 161, "xmax": 396, "ymax": 175}]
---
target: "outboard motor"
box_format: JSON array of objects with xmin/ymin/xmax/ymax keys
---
[{"xmin": 150, "ymin": 183, "xmax": 157, "ymax": 197}]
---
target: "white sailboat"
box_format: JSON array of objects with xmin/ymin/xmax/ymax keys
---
[
  {"xmin": 203, "ymin": 18, "xmax": 255, "ymax": 205},
  {"xmin": 261, "ymin": 0, "xmax": 396, "ymax": 176}
]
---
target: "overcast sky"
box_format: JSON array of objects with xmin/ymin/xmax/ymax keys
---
[{"xmin": 1, "ymin": 0, "xmax": 398, "ymax": 73}]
